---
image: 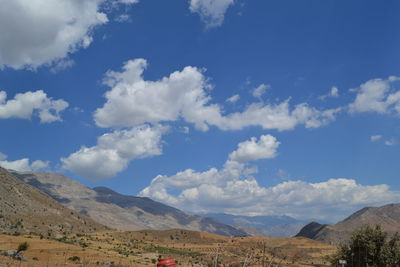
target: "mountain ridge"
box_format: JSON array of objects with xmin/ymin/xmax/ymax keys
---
[
  {"xmin": 12, "ymin": 171, "xmax": 248, "ymax": 237},
  {"xmin": 296, "ymin": 203, "xmax": 400, "ymax": 244},
  {"xmin": 0, "ymin": 167, "xmax": 108, "ymax": 237}
]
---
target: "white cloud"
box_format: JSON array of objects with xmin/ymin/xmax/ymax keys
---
[
  {"xmin": 0, "ymin": 0, "xmax": 110, "ymax": 69},
  {"xmin": 217, "ymin": 102, "xmax": 341, "ymax": 131},
  {"xmin": 140, "ymin": 135, "xmax": 400, "ymax": 220},
  {"xmin": 331, "ymin": 86, "xmax": 339, "ymax": 97},
  {"xmin": 31, "ymin": 160, "xmax": 50, "ymax": 171},
  {"xmin": 228, "ymin": 135, "xmax": 279, "ymax": 163},
  {"xmin": 0, "ymin": 90, "xmax": 69, "ymax": 123},
  {"xmin": 369, "ymin": 135, "xmax": 396, "ymax": 146},
  {"xmin": 115, "ymin": 14, "xmax": 131, "ymax": 23},
  {"xmin": 189, "ymin": 0, "xmax": 235, "ymax": 28},
  {"xmin": 94, "ymin": 58, "xmax": 340, "ymax": 132},
  {"xmin": 61, "ymin": 125, "xmax": 166, "ymax": 180},
  {"xmin": 319, "ymin": 86, "xmax": 339, "ymax": 100},
  {"xmin": 0, "ymin": 0, "xmax": 141, "ymax": 70},
  {"xmin": 384, "ymin": 139, "xmax": 396, "ymax": 146},
  {"xmin": 50, "ymin": 59, "xmax": 75, "ymax": 73},
  {"xmin": 94, "ymin": 58, "xmax": 217, "ymax": 130},
  {"xmin": 349, "ymin": 77, "xmax": 400, "ymax": 114},
  {"xmin": 252, "ymin": 83, "xmax": 270, "ymax": 98},
  {"xmin": 226, "ymin": 94, "xmax": 240, "ymax": 103},
  {"xmin": 0, "ymin": 153, "xmax": 49, "ymax": 172},
  {"xmin": 370, "ymin": 135, "xmax": 382, "ymax": 142},
  {"xmin": 181, "ymin": 126, "xmax": 190, "ymax": 134}
]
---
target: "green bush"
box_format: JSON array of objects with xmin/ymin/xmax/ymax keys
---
[
  {"xmin": 17, "ymin": 242, "xmax": 29, "ymax": 252},
  {"xmin": 330, "ymin": 225, "xmax": 400, "ymax": 266}
]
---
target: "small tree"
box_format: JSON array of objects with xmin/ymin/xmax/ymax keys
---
[
  {"xmin": 330, "ymin": 225, "xmax": 400, "ymax": 267},
  {"xmin": 385, "ymin": 232, "xmax": 400, "ymax": 266},
  {"xmin": 17, "ymin": 242, "xmax": 29, "ymax": 252}
]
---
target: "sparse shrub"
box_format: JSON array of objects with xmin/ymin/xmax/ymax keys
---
[
  {"xmin": 68, "ymin": 255, "xmax": 80, "ymax": 262},
  {"xmin": 79, "ymin": 241, "xmax": 89, "ymax": 248},
  {"xmin": 17, "ymin": 242, "xmax": 29, "ymax": 252}
]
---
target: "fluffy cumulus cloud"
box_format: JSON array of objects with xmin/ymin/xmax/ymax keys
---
[
  {"xmin": 140, "ymin": 134, "xmax": 400, "ymax": 220},
  {"xmin": 189, "ymin": 0, "xmax": 235, "ymax": 28},
  {"xmin": 0, "ymin": 153, "xmax": 49, "ymax": 172},
  {"xmin": 0, "ymin": 0, "xmax": 140, "ymax": 70},
  {"xmin": 0, "ymin": 0, "xmax": 108, "ymax": 69},
  {"xmin": 228, "ymin": 135, "xmax": 279, "ymax": 163},
  {"xmin": 349, "ymin": 76, "xmax": 400, "ymax": 114},
  {"xmin": 0, "ymin": 90, "xmax": 69, "ymax": 123},
  {"xmin": 94, "ymin": 58, "xmax": 340, "ymax": 132},
  {"xmin": 61, "ymin": 125, "xmax": 166, "ymax": 180},
  {"xmin": 0, "ymin": 0, "xmax": 238, "ymax": 69},
  {"xmin": 218, "ymin": 101, "xmax": 340, "ymax": 130}
]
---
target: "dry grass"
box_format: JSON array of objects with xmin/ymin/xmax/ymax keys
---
[{"xmin": 0, "ymin": 230, "xmax": 336, "ymax": 266}]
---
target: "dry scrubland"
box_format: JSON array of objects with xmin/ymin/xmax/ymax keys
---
[
  {"xmin": 0, "ymin": 229, "xmax": 335, "ymax": 267},
  {"xmin": 0, "ymin": 169, "xmax": 335, "ymax": 266}
]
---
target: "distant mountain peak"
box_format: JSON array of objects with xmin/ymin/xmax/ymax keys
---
[
  {"xmin": 296, "ymin": 203, "xmax": 400, "ymax": 244},
  {"xmin": 203, "ymin": 212, "xmax": 307, "ymax": 237}
]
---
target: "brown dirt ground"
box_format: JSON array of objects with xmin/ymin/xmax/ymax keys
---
[{"xmin": 0, "ymin": 229, "xmax": 336, "ymax": 267}]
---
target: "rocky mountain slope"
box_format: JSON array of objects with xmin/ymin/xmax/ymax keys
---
[
  {"xmin": 296, "ymin": 203, "xmax": 400, "ymax": 244},
  {"xmin": 0, "ymin": 168, "xmax": 108, "ymax": 237},
  {"xmin": 204, "ymin": 213, "xmax": 306, "ymax": 237},
  {"xmin": 12, "ymin": 171, "xmax": 247, "ymax": 236}
]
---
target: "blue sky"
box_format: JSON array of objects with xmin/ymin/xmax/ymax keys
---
[{"xmin": 1, "ymin": 0, "xmax": 400, "ymax": 222}]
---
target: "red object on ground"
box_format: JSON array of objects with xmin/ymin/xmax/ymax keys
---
[{"xmin": 157, "ymin": 257, "xmax": 176, "ymax": 267}]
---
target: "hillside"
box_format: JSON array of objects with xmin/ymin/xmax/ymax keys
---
[
  {"xmin": 0, "ymin": 168, "xmax": 108, "ymax": 237},
  {"xmin": 205, "ymin": 213, "xmax": 306, "ymax": 237},
  {"xmin": 296, "ymin": 203, "xmax": 400, "ymax": 244},
  {"xmin": 12, "ymin": 171, "xmax": 247, "ymax": 237}
]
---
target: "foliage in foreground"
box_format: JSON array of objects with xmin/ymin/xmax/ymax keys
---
[{"xmin": 330, "ymin": 225, "xmax": 400, "ymax": 267}]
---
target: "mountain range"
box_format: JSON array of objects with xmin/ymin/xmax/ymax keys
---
[
  {"xmin": 296, "ymin": 203, "xmax": 400, "ymax": 244},
  {"xmin": 204, "ymin": 213, "xmax": 306, "ymax": 237},
  {"xmin": 3, "ymin": 167, "xmax": 400, "ymax": 243},
  {"xmin": 11, "ymin": 170, "xmax": 247, "ymax": 236}
]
